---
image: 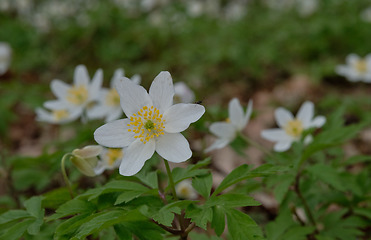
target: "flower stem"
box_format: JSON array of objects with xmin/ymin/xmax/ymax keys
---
[
  {"xmin": 163, "ymin": 159, "xmax": 178, "ymax": 201},
  {"xmin": 239, "ymin": 133, "xmax": 273, "ymax": 157},
  {"xmin": 61, "ymin": 153, "xmax": 74, "ymax": 199}
]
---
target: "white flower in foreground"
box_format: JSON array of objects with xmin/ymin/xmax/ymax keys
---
[
  {"xmin": 70, "ymin": 145, "xmax": 103, "ymax": 177},
  {"xmin": 205, "ymin": 98, "xmax": 253, "ymax": 152},
  {"xmin": 94, "ymin": 148, "xmax": 123, "ymax": 175},
  {"xmin": 261, "ymin": 101, "xmax": 326, "ymax": 152},
  {"xmin": 89, "ymin": 68, "xmax": 141, "ymax": 122},
  {"xmin": 44, "ymin": 64, "xmax": 103, "ymax": 121},
  {"xmin": 0, "ymin": 42, "xmax": 11, "ymax": 75},
  {"xmin": 35, "ymin": 106, "xmax": 80, "ymax": 124},
  {"xmin": 175, "ymin": 179, "xmax": 198, "ymax": 200},
  {"xmin": 174, "ymin": 82, "xmax": 195, "ymax": 103},
  {"xmin": 94, "ymin": 71, "xmax": 205, "ymax": 176},
  {"xmin": 335, "ymin": 54, "xmax": 371, "ymax": 83}
]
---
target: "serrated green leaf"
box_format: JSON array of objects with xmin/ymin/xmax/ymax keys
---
[
  {"xmin": 279, "ymin": 226, "xmax": 315, "ymax": 240},
  {"xmin": 0, "ymin": 209, "xmax": 31, "ymax": 225},
  {"xmin": 206, "ymin": 194, "xmax": 261, "ymax": 208},
  {"xmin": 54, "ymin": 213, "xmax": 92, "ymax": 239},
  {"xmin": 306, "ymin": 163, "xmax": 346, "ymax": 191},
  {"xmin": 0, "ymin": 218, "xmax": 34, "ymax": 240},
  {"xmin": 135, "ymin": 171, "xmax": 158, "ymax": 189},
  {"xmin": 211, "ymin": 205, "xmax": 225, "ymax": 236},
  {"xmin": 42, "ymin": 187, "xmax": 72, "ymax": 209},
  {"xmin": 73, "ymin": 210, "xmax": 144, "ymax": 239},
  {"xmin": 24, "ymin": 196, "xmax": 45, "ymax": 235},
  {"xmin": 153, "ymin": 200, "xmax": 194, "ymax": 226},
  {"xmin": 122, "ymin": 221, "xmax": 165, "ymax": 240},
  {"xmin": 185, "ymin": 204, "xmax": 213, "ymax": 230},
  {"xmin": 115, "ymin": 190, "xmax": 148, "ymax": 205},
  {"xmin": 226, "ymin": 208, "xmax": 263, "ymax": 240},
  {"xmin": 114, "ymin": 224, "xmax": 132, "ymax": 240},
  {"xmin": 265, "ymin": 210, "xmax": 296, "ymax": 240},
  {"xmin": 353, "ymin": 207, "xmax": 371, "ymax": 219},
  {"xmin": 213, "ymin": 164, "xmax": 279, "ymax": 196},
  {"xmin": 343, "ymin": 155, "xmax": 371, "ymax": 166},
  {"xmin": 192, "ymin": 173, "xmax": 213, "ymax": 199},
  {"xmin": 172, "ymin": 168, "xmax": 209, "ymax": 185},
  {"xmin": 273, "ymin": 174, "xmax": 295, "ymax": 204},
  {"xmin": 47, "ymin": 199, "xmax": 96, "ymax": 221}
]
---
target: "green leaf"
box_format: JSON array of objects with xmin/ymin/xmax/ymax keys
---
[
  {"xmin": 206, "ymin": 194, "xmax": 261, "ymax": 208},
  {"xmin": 265, "ymin": 210, "xmax": 296, "ymax": 240},
  {"xmin": 135, "ymin": 171, "xmax": 158, "ymax": 189},
  {"xmin": 122, "ymin": 221, "xmax": 165, "ymax": 240},
  {"xmin": 153, "ymin": 200, "xmax": 194, "ymax": 226},
  {"xmin": 171, "ymin": 158, "xmax": 211, "ymax": 185},
  {"xmin": 192, "ymin": 173, "xmax": 213, "ymax": 199},
  {"xmin": 279, "ymin": 226, "xmax": 315, "ymax": 240},
  {"xmin": 73, "ymin": 210, "xmax": 145, "ymax": 239},
  {"xmin": 353, "ymin": 207, "xmax": 371, "ymax": 219},
  {"xmin": 114, "ymin": 224, "xmax": 132, "ymax": 240},
  {"xmin": 0, "ymin": 210, "xmax": 31, "ymax": 225},
  {"xmin": 115, "ymin": 190, "xmax": 149, "ymax": 205},
  {"xmin": 272, "ymin": 174, "xmax": 296, "ymax": 204},
  {"xmin": 211, "ymin": 206, "xmax": 225, "ymax": 236},
  {"xmin": 24, "ymin": 196, "xmax": 45, "ymax": 235},
  {"xmin": 0, "ymin": 218, "xmax": 34, "ymax": 240},
  {"xmin": 342, "ymin": 155, "xmax": 371, "ymax": 166},
  {"xmin": 306, "ymin": 163, "xmax": 346, "ymax": 191},
  {"xmin": 185, "ymin": 204, "xmax": 213, "ymax": 230},
  {"xmin": 55, "ymin": 213, "xmax": 92, "ymax": 239},
  {"xmin": 42, "ymin": 187, "xmax": 72, "ymax": 209},
  {"xmin": 213, "ymin": 164, "xmax": 279, "ymax": 196},
  {"xmin": 47, "ymin": 199, "xmax": 96, "ymax": 221},
  {"xmin": 226, "ymin": 208, "xmax": 263, "ymax": 240}
]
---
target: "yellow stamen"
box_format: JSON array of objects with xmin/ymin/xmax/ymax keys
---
[
  {"xmin": 284, "ymin": 119, "xmax": 303, "ymax": 138},
  {"xmin": 105, "ymin": 89, "xmax": 120, "ymax": 106},
  {"xmin": 225, "ymin": 118, "xmax": 231, "ymax": 123},
  {"xmin": 105, "ymin": 149, "xmax": 123, "ymax": 166},
  {"xmin": 53, "ymin": 109, "xmax": 69, "ymax": 121},
  {"xmin": 354, "ymin": 59, "xmax": 368, "ymax": 73},
  {"xmin": 127, "ymin": 106, "xmax": 166, "ymax": 144},
  {"xmin": 67, "ymin": 85, "xmax": 88, "ymax": 105}
]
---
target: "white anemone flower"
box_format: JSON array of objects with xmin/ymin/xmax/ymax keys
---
[
  {"xmin": 94, "ymin": 71, "xmax": 205, "ymax": 176},
  {"xmin": 44, "ymin": 64, "xmax": 103, "ymax": 121},
  {"xmin": 35, "ymin": 106, "xmax": 80, "ymax": 124},
  {"xmin": 88, "ymin": 68, "xmax": 141, "ymax": 122},
  {"xmin": 175, "ymin": 179, "xmax": 198, "ymax": 200},
  {"xmin": 261, "ymin": 101, "xmax": 326, "ymax": 152},
  {"xmin": 335, "ymin": 54, "xmax": 371, "ymax": 83},
  {"xmin": 0, "ymin": 42, "xmax": 11, "ymax": 75},
  {"xmin": 70, "ymin": 145, "xmax": 103, "ymax": 177},
  {"xmin": 94, "ymin": 148, "xmax": 123, "ymax": 175},
  {"xmin": 174, "ymin": 82, "xmax": 195, "ymax": 103},
  {"xmin": 205, "ymin": 98, "xmax": 253, "ymax": 152}
]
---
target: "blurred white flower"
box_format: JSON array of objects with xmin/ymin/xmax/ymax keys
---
[
  {"xmin": 296, "ymin": 0, "xmax": 318, "ymax": 17},
  {"xmin": 94, "ymin": 148, "xmax": 123, "ymax": 175},
  {"xmin": 361, "ymin": 7, "xmax": 371, "ymax": 22},
  {"xmin": 261, "ymin": 101, "xmax": 326, "ymax": 152},
  {"xmin": 44, "ymin": 64, "xmax": 103, "ymax": 122},
  {"xmin": 175, "ymin": 179, "xmax": 198, "ymax": 200},
  {"xmin": 71, "ymin": 145, "xmax": 103, "ymax": 177},
  {"xmin": 94, "ymin": 71, "xmax": 205, "ymax": 176},
  {"xmin": 174, "ymin": 82, "xmax": 195, "ymax": 103},
  {"xmin": 186, "ymin": 1, "xmax": 204, "ymax": 17},
  {"xmin": 35, "ymin": 107, "xmax": 80, "ymax": 124},
  {"xmin": 88, "ymin": 69, "xmax": 141, "ymax": 122},
  {"xmin": 335, "ymin": 54, "xmax": 371, "ymax": 83},
  {"xmin": 0, "ymin": 42, "xmax": 11, "ymax": 75},
  {"xmin": 205, "ymin": 98, "xmax": 253, "ymax": 152}
]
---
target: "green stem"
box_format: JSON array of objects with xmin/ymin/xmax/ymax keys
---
[
  {"xmin": 163, "ymin": 159, "xmax": 178, "ymax": 201},
  {"xmin": 61, "ymin": 153, "xmax": 74, "ymax": 199},
  {"xmin": 239, "ymin": 133, "xmax": 273, "ymax": 157}
]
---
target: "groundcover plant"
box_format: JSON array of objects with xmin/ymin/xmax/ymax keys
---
[{"xmin": 0, "ymin": 1, "xmax": 370, "ymax": 240}]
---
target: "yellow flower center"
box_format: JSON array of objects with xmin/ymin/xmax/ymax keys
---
[
  {"xmin": 354, "ymin": 59, "xmax": 368, "ymax": 73},
  {"xmin": 53, "ymin": 109, "xmax": 69, "ymax": 120},
  {"xmin": 105, "ymin": 148, "xmax": 123, "ymax": 166},
  {"xmin": 127, "ymin": 106, "xmax": 165, "ymax": 144},
  {"xmin": 225, "ymin": 118, "xmax": 231, "ymax": 123},
  {"xmin": 67, "ymin": 85, "xmax": 88, "ymax": 105},
  {"xmin": 106, "ymin": 89, "xmax": 120, "ymax": 106},
  {"xmin": 284, "ymin": 119, "xmax": 303, "ymax": 138},
  {"xmin": 179, "ymin": 186, "xmax": 191, "ymax": 197}
]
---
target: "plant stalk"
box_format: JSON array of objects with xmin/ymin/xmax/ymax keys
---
[{"xmin": 61, "ymin": 153, "xmax": 74, "ymax": 198}]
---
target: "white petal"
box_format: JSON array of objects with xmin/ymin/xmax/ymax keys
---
[
  {"xmin": 35, "ymin": 108, "xmax": 54, "ymax": 123},
  {"xmin": 105, "ymin": 108, "xmax": 123, "ymax": 122},
  {"xmin": 310, "ymin": 116, "xmax": 326, "ymax": 128},
  {"xmin": 346, "ymin": 54, "xmax": 359, "ymax": 65},
  {"xmin": 94, "ymin": 161, "xmax": 106, "ymax": 175},
  {"xmin": 111, "ymin": 68, "xmax": 124, "ymax": 88},
  {"xmin": 89, "ymin": 69, "xmax": 103, "ymax": 100},
  {"xmin": 205, "ymin": 138, "xmax": 231, "ymax": 153},
  {"xmin": 163, "ymin": 103, "xmax": 205, "ymax": 133},
  {"xmin": 174, "ymin": 82, "xmax": 195, "ymax": 103},
  {"xmin": 296, "ymin": 101, "xmax": 314, "ymax": 128},
  {"xmin": 119, "ymin": 139, "xmax": 155, "ymax": 176},
  {"xmin": 209, "ymin": 122, "xmax": 236, "ymax": 140},
  {"xmin": 74, "ymin": 65, "xmax": 90, "ymax": 86},
  {"xmin": 273, "ymin": 141, "xmax": 292, "ymax": 152},
  {"xmin": 50, "ymin": 80, "xmax": 70, "ymax": 100},
  {"xmin": 73, "ymin": 145, "xmax": 103, "ymax": 158},
  {"xmin": 94, "ymin": 119, "xmax": 135, "ymax": 148},
  {"xmin": 275, "ymin": 108, "xmax": 294, "ymax": 128},
  {"xmin": 131, "ymin": 74, "xmax": 141, "ymax": 85},
  {"xmin": 149, "ymin": 71, "xmax": 174, "ymax": 112},
  {"xmin": 304, "ymin": 135, "xmax": 313, "ymax": 145},
  {"xmin": 155, "ymin": 133, "xmax": 191, "ymax": 163},
  {"xmin": 115, "ymin": 77, "xmax": 153, "ymax": 117},
  {"xmin": 261, "ymin": 129, "xmax": 292, "ymax": 142},
  {"xmin": 229, "ymin": 98, "xmax": 245, "ymax": 130},
  {"xmin": 86, "ymin": 104, "xmax": 107, "ymax": 120},
  {"xmin": 243, "ymin": 99, "xmax": 253, "ymax": 129},
  {"xmin": 44, "ymin": 100, "xmax": 69, "ymax": 110}
]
